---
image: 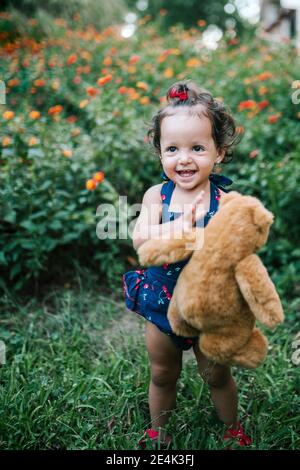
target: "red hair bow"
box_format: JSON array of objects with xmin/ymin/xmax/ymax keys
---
[{"xmin": 168, "ymin": 87, "xmax": 188, "ymax": 101}]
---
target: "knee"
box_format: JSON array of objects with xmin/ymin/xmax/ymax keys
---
[
  {"xmin": 151, "ymin": 365, "xmax": 181, "ymax": 388},
  {"xmin": 201, "ymin": 365, "xmax": 231, "ymax": 388}
]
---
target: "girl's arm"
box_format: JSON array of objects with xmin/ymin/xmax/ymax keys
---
[
  {"xmin": 132, "ymin": 185, "xmax": 204, "ymax": 251},
  {"xmin": 132, "ymin": 184, "xmax": 178, "ymax": 251}
]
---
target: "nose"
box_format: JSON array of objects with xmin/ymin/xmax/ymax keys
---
[{"xmin": 178, "ymin": 151, "xmax": 191, "ymax": 163}]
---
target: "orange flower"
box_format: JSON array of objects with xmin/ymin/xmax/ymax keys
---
[
  {"xmin": 236, "ymin": 126, "xmax": 245, "ymax": 134},
  {"xmin": 257, "ymin": 72, "xmax": 272, "ymax": 81},
  {"xmin": 127, "ymin": 89, "xmax": 140, "ymax": 100},
  {"xmin": 140, "ymin": 96, "xmax": 150, "ymax": 105},
  {"xmin": 28, "ymin": 136, "xmax": 38, "ymax": 146},
  {"xmin": 34, "ymin": 79, "xmax": 45, "ymax": 87},
  {"xmin": 62, "ymin": 149, "xmax": 72, "ymax": 158},
  {"xmin": 259, "ymin": 86, "xmax": 268, "ymax": 95},
  {"xmin": 86, "ymin": 179, "xmax": 97, "ymax": 190},
  {"xmin": 159, "ymin": 8, "xmax": 167, "ymax": 16},
  {"xmin": 7, "ymin": 78, "xmax": 20, "ymax": 87},
  {"xmin": 93, "ymin": 171, "xmax": 105, "ymax": 183},
  {"xmin": 79, "ymin": 99, "xmax": 89, "ymax": 108},
  {"xmin": 2, "ymin": 136, "xmax": 12, "ymax": 146},
  {"xmin": 86, "ymin": 86, "xmax": 99, "ymax": 97},
  {"xmin": 48, "ymin": 105, "xmax": 63, "ymax": 115},
  {"xmin": 97, "ymin": 74, "xmax": 113, "ymax": 86},
  {"xmin": 163, "ymin": 67, "xmax": 174, "ymax": 78},
  {"xmin": 2, "ymin": 110, "xmax": 14, "ymax": 120},
  {"xmin": 258, "ymin": 100, "xmax": 269, "ymax": 110},
  {"xmin": 103, "ymin": 56, "xmax": 112, "ymax": 66},
  {"xmin": 118, "ymin": 86, "xmax": 127, "ymax": 94},
  {"xmin": 186, "ymin": 58, "xmax": 201, "ymax": 68},
  {"xmin": 268, "ymin": 113, "xmax": 281, "ymax": 124},
  {"xmin": 136, "ymin": 81, "xmax": 148, "ymax": 91},
  {"xmin": 238, "ymin": 100, "xmax": 256, "ymax": 111},
  {"xmin": 67, "ymin": 54, "xmax": 77, "ymax": 65},
  {"xmin": 197, "ymin": 19, "xmax": 206, "ymax": 27},
  {"xmin": 29, "ymin": 110, "xmax": 41, "ymax": 119}
]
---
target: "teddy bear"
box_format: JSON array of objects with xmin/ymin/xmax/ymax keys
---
[{"xmin": 137, "ymin": 191, "xmax": 284, "ymax": 369}]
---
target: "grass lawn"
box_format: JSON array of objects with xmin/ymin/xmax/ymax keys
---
[{"xmin": 0, "ymin": 270, "xmax": 299, "ymax": 450}]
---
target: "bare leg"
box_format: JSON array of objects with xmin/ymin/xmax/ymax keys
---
[
  {"xmin": 145, "ymin": 322, "xmax": 183, "ymax": 440},
  {"xmin": 193, "ymin": 341, "xmax": 239, "ymax": 429}
]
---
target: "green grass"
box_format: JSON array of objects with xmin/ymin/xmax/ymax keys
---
[{"xmin": 0, "ymin": 271, "xmax": 299, "ymax": 450}]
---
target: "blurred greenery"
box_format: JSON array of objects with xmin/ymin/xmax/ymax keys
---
[{"xmin": 125, "ymin": 0, "xmax": 255, "ymax": 36}]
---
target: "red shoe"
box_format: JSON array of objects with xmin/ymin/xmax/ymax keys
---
[
  {"xmin": 224, "ymin": 422, "xmax": 252, "ymax": 448},
  {"xmin": 138, "ymin": 428, "xmax": 172, "ymax": 449}
]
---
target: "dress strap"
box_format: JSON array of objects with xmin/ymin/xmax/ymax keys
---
[
  {"xmin": 209, "ymin": 173, "xmax": 233, "ymax": 193},
  {"xmin": 160, "ymin": 180, "xmax": 175, "ymax": 223}
]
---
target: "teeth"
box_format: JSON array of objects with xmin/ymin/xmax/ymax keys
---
[{"xmin": 178, "ymin": 171, "xmax": 195, "ymax": 175}]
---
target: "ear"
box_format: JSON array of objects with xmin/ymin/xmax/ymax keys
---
[
  {"xmin": 253, "ymin": 204, "xmax": 274, "ymax": 229},
  {"xmin": 219, "ymin": 191, "xmax": 241, "ymax": 207}
]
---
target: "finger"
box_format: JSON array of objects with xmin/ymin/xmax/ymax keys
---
[
  {"xmin": 195, "ymin": 208, "xmax": 206, "ymax": 221},
  {"xmin": 193, "ymin": 190, "xmax": 205, "ymax": 203}
]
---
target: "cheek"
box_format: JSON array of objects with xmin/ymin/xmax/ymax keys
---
[{"xmin": 162, "ymin": 157, "xmax": 176, "ymax": 168}]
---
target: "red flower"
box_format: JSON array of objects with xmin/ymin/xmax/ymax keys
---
[
  {"xmin": 129, "ymin": 55, "xmax": 140, "ymax": 64},
  {"xmin": 67, "ymin": 54, "xmax": 77, "ymax": 65},
  {"xmin": 258, "ymin": 100, "xmax": 269, "ymax": 110},
  {"xmin": 86, "ymin": 86, "xmax": 99, "ymax": 97},
  {"xmin": 268, "ymin": 113, "xmax": 281, "ymax": 124},
  {"xmin": 249, "ymin": 149, "xmax": 259, "ymax": 158},
  {"xmin": 238, "ymin": 100, "xmax": 256, "ymax": 111}
]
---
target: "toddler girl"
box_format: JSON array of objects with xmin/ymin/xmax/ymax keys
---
[{"xmin": 122, "ymin": 80, "xmax": 252, "ymax": 449}]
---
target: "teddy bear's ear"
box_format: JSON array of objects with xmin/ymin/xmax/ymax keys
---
[
  {"xmin": 219, "ymin": 191, "xmax": 241, "ymax": 207},
  {"xmin": 253, "ymin": 204, "xmax": 274, "ymax": 229}
]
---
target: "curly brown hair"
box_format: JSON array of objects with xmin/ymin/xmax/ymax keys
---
[{"xmin": 146, "ymin": 79, "xmax": 241, "ymax": 163}]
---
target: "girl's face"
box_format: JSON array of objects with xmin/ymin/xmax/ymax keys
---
[{"xmin": 160, "ymin": 109, "xmax": 224, "ymax": 190}]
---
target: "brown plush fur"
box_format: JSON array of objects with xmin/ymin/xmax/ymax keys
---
[{"xmin": 138, "ymin": 191, "xmax": 284, "ymax": 369}]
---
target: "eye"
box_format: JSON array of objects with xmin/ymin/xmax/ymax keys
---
[
  {"xmin": 193, "ymin": 145, "xmax": 204, "ymax": 152},
  {"xmin": 166, "ymin": 146, "xmax": 177, "ymax": 153}
]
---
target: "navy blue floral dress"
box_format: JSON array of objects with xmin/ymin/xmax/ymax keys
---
[{"xmin": 122, "ymin": 173, "xmax": 232, "ymax": 350}]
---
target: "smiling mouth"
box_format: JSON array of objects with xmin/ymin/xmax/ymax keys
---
[{"xmin": 176, "ymin": 170, "xmax": 197, "ymax": 177}]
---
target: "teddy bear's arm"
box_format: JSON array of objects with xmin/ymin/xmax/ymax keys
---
[
  {"xmin": 138, "ymin": 228, "xmax": 202, "ymax": 266},
  {"xmin": 235, "ymin": 254, "xmax": 284, "ymax": 328}
]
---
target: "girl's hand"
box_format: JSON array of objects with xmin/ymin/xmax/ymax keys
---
[{"xmin": 174, "ymin": 191, "xmax": 205, "ymax": 232}]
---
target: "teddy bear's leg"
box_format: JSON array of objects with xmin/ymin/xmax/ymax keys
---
[
  {"xmin": 200, "ymin": 327, "xmax": 268, "ymax": 369},
  {"xmin": 231, "ymin": 328, "xmax": 268, "ymax": 369},
  {"xmin": 168, "ymin": 296, "xmax": 199, "ymax": 337},
  {"xmin": 199, "ymin": 326, "xmax": 248, "ymax": 366}
]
